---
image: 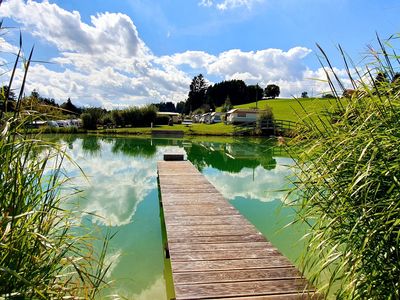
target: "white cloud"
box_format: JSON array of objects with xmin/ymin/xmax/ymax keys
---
[
  {"xmin": 199, "ymin": 0, "xmax": 213, "ymax": 7},
  {"xmin": 0, "ymin": 0, "xmax": 345, "ymax": 106},
  {"xmin": 0, "ymin": 37, "xmax": 19, "ymax": 54},
  {"xmin": 204, "ymin": 159, "xmax": 295, "ymax": 203},
  {"xmin": 199, "ymin": 0, "xmax": 263, "ymax": 10}
]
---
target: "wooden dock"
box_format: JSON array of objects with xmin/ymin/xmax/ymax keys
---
[{"xmin": 157, "ymin": 159, "xmax": 317, "ymax": 300}]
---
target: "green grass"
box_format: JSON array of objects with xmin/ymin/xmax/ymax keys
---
[
  {"xmin": 234, "ymin": 98, "xmax": 344, "ymax": 123},
  {"xmin": 290, "ymin": 36, "xmax": 400, "ymax": 299},
  {"xmin": 97, "ymin": 123, "xmax": 234, "ymax": 136}
]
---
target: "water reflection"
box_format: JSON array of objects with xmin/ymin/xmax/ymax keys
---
[
  {"xmin": 185, "ymin": 140, "xmax": 277, "ymax": 173},
  {"xmin": 51, "ymin": 135, "xmax": 298, "ymax": 300}
]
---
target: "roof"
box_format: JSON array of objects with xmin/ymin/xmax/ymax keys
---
[
  {"xmin": 157, "ymin": 112, "xmax": 181, "ymax": 116},
  {"xmin": 226, "ymin": 108, "xmax": 261, "ymax": 114}
]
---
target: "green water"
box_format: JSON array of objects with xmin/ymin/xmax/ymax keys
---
[{"xmin": 53, "ymin": 135, "xmax": 306, "ymax": 300}]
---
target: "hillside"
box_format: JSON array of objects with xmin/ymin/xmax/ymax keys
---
[{"xmin": 232, "ymin": 98, "xmax": 344, "ymax": 123}]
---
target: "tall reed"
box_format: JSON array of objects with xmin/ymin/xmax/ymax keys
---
[
  {"xmin": 291, "ymin": 34, "xmax": 400, "ymax": 299},
  {"xmin": 0, "ymin": 25, "xmax": 111, "ymax": 299}
]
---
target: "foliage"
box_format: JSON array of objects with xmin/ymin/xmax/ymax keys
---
[
  {"xmin": 81, "ymin": 112, "xmax": 97, "ymax": 130},
  {"xmin": 176, "ymin": 101, "xmax": 186, "ymax": 113},
  {"xmin": 17, "ymin": 90, "xmax": 64, "ymax": 120},
  {"xmin": 0, "ymin": 25, "xmax": 110, "ymax": 299},
  {"xmin": 60, "ymin": 98, "xmax": 81, "ymax": 115},
  {"xmin": 81, "ymin": 107, "xmax": 105, "ymax": 129},
  {"xmin": 301, "ymin": 91, "xmax": 308, "ymax": 98},
  {"xmin": 186, "ymin": 74, "xmax": 208, "ymax": 113},
  {"xmin": 291, "ymin": 35, "xmax": 400, "ymax": 299},
  {"xmin": 154, "ymin": 101, "xmax": 176, "ymax": 112},
  {"xmin": 206, "ymin": 79, "xmax": 248, "ymax": 107},
  {"xmin": 155, "ymin": 115, "xmax": 170, "ymax": 125},
  {"xmin": 221, "ymin": 96, "xmax": 233, "ymax": 112},
  {"xmin": 255, "ymin": 106, "xmax": 274, "ymax": 135},
  {"xmin": 246, "ymin": 84, "xmax": 264, "ymax": 102},
  {"xmin": 321, "ymin": 93, "xmax": 335, "ymax": 99},
  {"xmin": 100, "ymin": 112, "xmax": 113, "ymax": 126},
  {"xmin": 0, "ymin": 85, "xmax": 16, "ymax": 112},
  {"xmin": 264, "ymin": 84, "xmax": 280, "ymax": 99}
]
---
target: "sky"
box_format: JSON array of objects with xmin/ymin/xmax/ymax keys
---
[{"xmin": 0, "ymin": 0, "xmax": 399, "ymax": 108}]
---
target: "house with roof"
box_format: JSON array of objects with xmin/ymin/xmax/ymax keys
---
[{"xmin": 226, "ymin": 108, "xmax": 260, "ymax": 124}]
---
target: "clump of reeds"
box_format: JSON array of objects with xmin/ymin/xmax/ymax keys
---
[
  {"xmin": 291, "ymin": 34, "xmax": 400, "ymax": 299},
  {"xmin": 0, "ymin": 25, "xmax": 111, "ymax": 299}
]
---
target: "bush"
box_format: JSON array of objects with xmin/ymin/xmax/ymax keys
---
[
  {"xmin": 155, "ymin": 115, "xmax": 170, "ymax": 125},
  {"xmin": 291, "ymin": 36, "xmax": 400, "ymax": 299},
  {"xmin": 81, "ymin": 112, "xmax": 96, "ymax": 130},
  {"xmin": 255, "ymin": 106, "xmax": 274, "ymax": 135}
]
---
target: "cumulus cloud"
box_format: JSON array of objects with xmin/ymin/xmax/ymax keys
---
[
  {"xmin": 0, "ymin": 0, "xmax": 343, "ymax": 106},
  {"xmin": 204, "ymin": 158, "xmax": 295, "ymax": 203},
  {"xmin": 0, "ymin": 0, "xmax": 190, "ymax": 107},
  {"xmin": 61, "ymin": 140, "xmax": 157, "ymax": 227}
]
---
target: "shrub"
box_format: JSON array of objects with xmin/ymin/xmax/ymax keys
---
[
  {"xmin": 155, "ymin": 115, "xmax": 170, "ymax": 125},
  {"xmin": 81, "ymin": 112, "xmax": 96, "ymax": 130}
]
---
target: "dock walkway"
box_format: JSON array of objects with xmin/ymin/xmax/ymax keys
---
[{"xmin": 157, "ymin": 159, "xmax": 316, "ymax": 300}]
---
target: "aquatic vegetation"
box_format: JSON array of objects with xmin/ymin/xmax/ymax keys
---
[
  {"xmin": 0, "ymin": 26, "xmax": 111, "ymax": 299},
  {"xmin": 292, "ymin": 35, "xmax": 400, "ymax": 299}
]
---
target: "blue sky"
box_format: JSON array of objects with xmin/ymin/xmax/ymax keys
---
[{"xmin": 0, "ymin": 0, "xmax": 399, "ymax": 108}]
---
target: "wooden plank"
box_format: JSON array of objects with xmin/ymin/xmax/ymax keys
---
[
  {"xmin": 167, "ymin": 227, "xmax": 261, "ymax": 238},
  {"xmin": 164, "ymin": 215, "xmax": 248, "ymax": 226},
  {"xmin": 168, "ymin": 242, "xmax": 273, "ymax": 252},
  {"xmin": 173, "ymin": 267, "xmax": 301, "ymax": 284},
  {"xmin": 172, "ymin": 257, "xmax": 293, "ymax": 272},
  {"xmin": 169, "ymin": 248, "xmax": 281, "ymax": 261},
  {"xmin": 174, "ymin": 279, "xmax": 313, "ymax": 299},
  {"xmin": 166, "ymin": 224, "xmax": 255, "ymax": 232},
  {"xmin": 215, "ymin": 294, "xmax": 321, "ymax": 300},
  {"xmin": 157, "ymin": 160, "xmax": 316, "ymax": 299},
  {"xmin": 168, "ymin": 233, "xmax": 265, "ymax": 244}
]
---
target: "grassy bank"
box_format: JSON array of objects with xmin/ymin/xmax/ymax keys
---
[
  {"xmin": 96, "ymin": 123, "xmax": 235, "ymax": 136},
  {"xmin": 234, "ymin": 97, "xmax": 344, "ymax": 123}
]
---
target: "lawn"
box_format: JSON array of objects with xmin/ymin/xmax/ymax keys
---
[
  {"xmin": 97, "ymin": 122, "xmax": 234, "ymax": 136},
  {"xmin": 234, "ymin": 97, "xmax": 344, "ymax": 123}
]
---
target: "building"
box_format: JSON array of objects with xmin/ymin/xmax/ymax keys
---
[
  {"xmin": 156, "ymin": 112, "xmax": 182, "ymax": 124},
  {"xmin": 226, "ymin": 109, "xmax": 260, "ymax": 124}
]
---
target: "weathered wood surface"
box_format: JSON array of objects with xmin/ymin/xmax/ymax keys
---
[{"xmin": 157, "ymin": 161, "xmax": 316, "ymax": 300}]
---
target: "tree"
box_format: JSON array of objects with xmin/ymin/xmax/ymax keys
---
[
  {"xmin": 221, "ymin": 96, "xmax": 233, "ymax": 112},
  {"xmin": 321, "ymin": 93, "xmax": 335, "ymax": 99},
  {"xmin": 206, "ymin": 79, "xmax": 248, "ymax": 107},
  {"xmin": 0, "ymin": 85, "xmax": 16, "ymax": 112},
  {"xmin": 264, "ymin": 84, "xmax": 280, "ymax": 99},
  {"xmin": 301, "ymin": 91, "xmax": 308, "ymax": 98},
  {"xmin": 176, "ymin": 101, "xmax": 185, "ymax": 114},
  {"xmin": 186, "ymin": 74, "xmax": 208, "ymax": 113},
  {"xmin": 247, "ymin": 84, "xmax": 264, "ymax": 102},
  {"xmin": 60, "ymin": 98, "xmax": 81, "ymax": 115},
  {"xmin": 81, "ymin": 107, "xmax": 105, "ymax": 130}
]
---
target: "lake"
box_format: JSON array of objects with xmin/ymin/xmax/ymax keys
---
[{"xmin": 51, "ymin": 135, "xmax": 306, "ymax": 300}]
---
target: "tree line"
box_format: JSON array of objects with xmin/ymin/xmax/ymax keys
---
[{"xmin": 182, "ymin": 74, "xmax": 280, "ymax": 114}]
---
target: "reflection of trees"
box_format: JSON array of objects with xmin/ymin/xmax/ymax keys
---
[
  {"xmin": 186, "ymin": 141, "xmax": 276, "ymax": 173},
  {"xmin": 111, "ymin": 138, "xmax": 157, "ymax": 158},
  {"xmin": 81, "ymin": 136, "xmax": 101, "ymax": 156}
]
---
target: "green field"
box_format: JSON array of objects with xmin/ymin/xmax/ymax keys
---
[
  {"xmin": 234, "ymin": 97, "xmax": 344, "ymax": 123},
  {"xmin": 97, "ymin": 122, "xmax": 234, "ymax": 136}
]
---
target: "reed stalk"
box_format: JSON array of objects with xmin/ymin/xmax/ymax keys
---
[
  {"xmin": 0, "ymin": 24, "xmax": 111, "ymax": 299},
  {"xmin": 291, "ymin": 34, "xmax": 400, "ymax": 299}
]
